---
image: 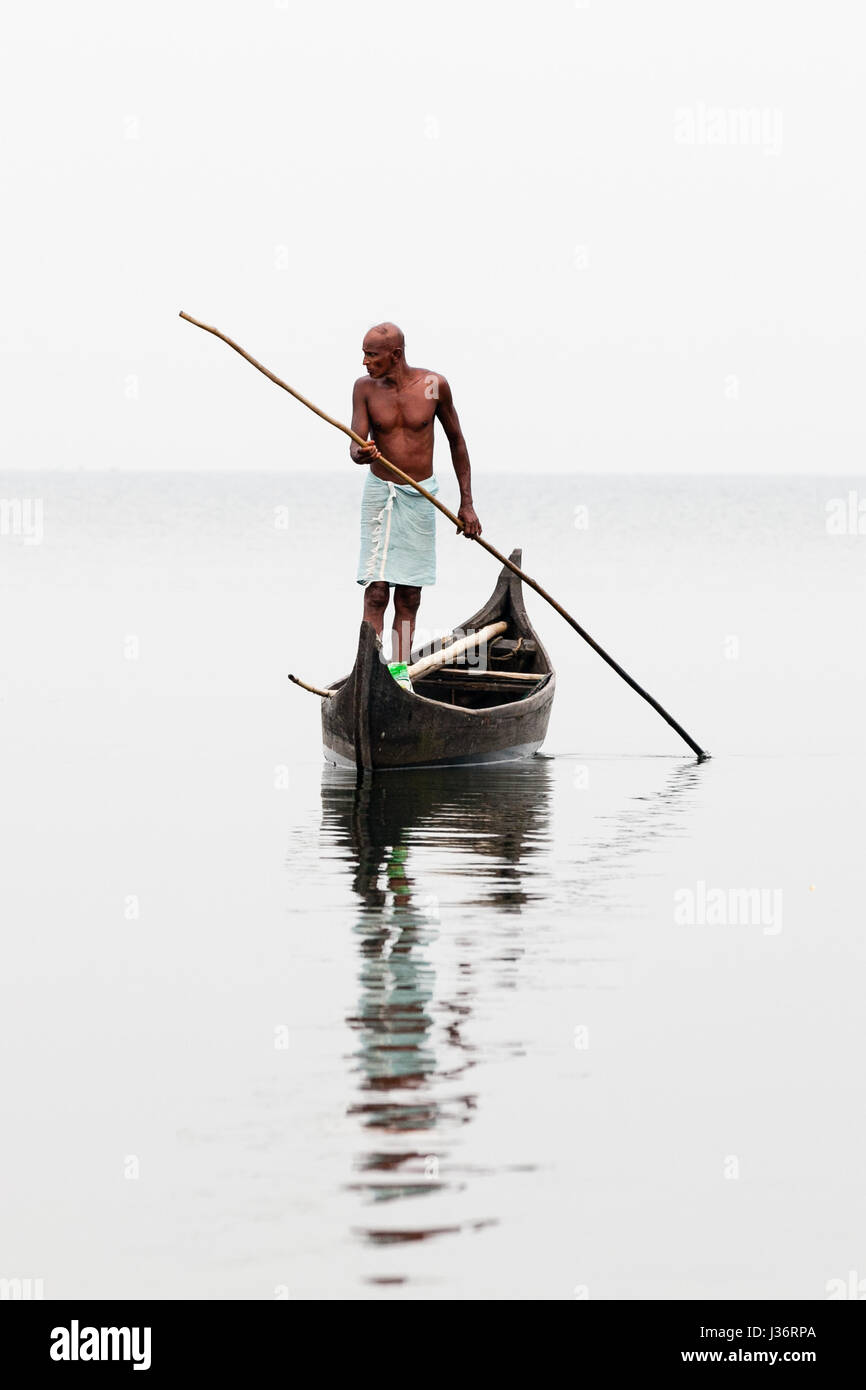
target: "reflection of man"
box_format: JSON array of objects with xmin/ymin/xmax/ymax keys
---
[
  {"xmin": 350, "ymin": 322, "xmax": 482, "ymax": 663},
  {"xmin": 351, "ymin": 836, "xmax": 438, "ymax": 1093}
]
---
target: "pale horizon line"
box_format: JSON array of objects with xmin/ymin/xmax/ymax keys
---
[{"xmin": 1, "ymin": 467, "xmax": 863, "ymax": 479}]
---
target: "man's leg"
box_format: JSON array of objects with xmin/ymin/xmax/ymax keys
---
[
  {"xmin": 363, "ymin": 581, "xmax": 390, "ymax": 636},
  {"xmin": 392, "ymin": 585, "xmax": 422, "ymax": 664}
]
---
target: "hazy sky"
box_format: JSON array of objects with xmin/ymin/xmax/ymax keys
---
[{"xmin": 4, "ymin": 1, "xmax": 864, "ymax": 473}]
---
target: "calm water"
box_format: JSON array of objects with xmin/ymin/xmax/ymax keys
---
[{"xmin": 1, "ymin": 471, "xmax": 865, "ymax": 1299}]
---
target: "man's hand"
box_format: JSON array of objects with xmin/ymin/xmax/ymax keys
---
[
  {"xmin": 457, "ymin": 503, "xmax": 482, "ymax": 539},
  {"xmin": 352, "ymin": 439, "xmax": 382, "ymax": 464}
]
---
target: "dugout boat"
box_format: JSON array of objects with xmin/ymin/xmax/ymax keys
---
[{"xmin": 321, "ymin": 549, "xmax": 555, "ymax": 771}]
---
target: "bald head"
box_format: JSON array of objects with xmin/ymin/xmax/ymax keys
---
[
  {"xmin": 361, "ymin": 322, "xmax": 409, "ymax": 380},
  {"xmin": 365, "ymin": 322, "xmax": 405, "ymax": 353}
]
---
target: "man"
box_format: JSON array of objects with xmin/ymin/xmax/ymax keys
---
[{"xmin": 350, "ymin": 322, "xmax": 482, "ymax": 665}]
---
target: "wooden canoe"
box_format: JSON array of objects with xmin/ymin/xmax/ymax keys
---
[{"xmin": 321, "ymin": 549, "xmax": 555, "ymax": 771}]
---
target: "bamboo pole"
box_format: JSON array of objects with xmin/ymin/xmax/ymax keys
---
[
  {"xmin": 420, "ymin": 668, "xmax": 543, "ymax": 683},
  {"xmin": 288, "ymin": 622, "xmax": 508, "ymax": 695},
  {"xmin": 180, "ymin": 311, "xmax": 710, "ymax": 761},
  {"xmin": 288, "ymin": 673, "xmax": 334, "ymax": 698},
  {"xmin": 407, "ymin": 621, "xmax": 507, "ymax": 680}
]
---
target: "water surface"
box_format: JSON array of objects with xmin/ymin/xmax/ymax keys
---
[{"xmin": 1, "ymin": 471, "xmax": 864, "ymax": 1298}]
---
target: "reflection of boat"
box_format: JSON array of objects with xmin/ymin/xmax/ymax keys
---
[
  {"xmin": 321, "ymin": 762, "xmax": 552, "ymax": 1224},
  {"xmin": 322, "ymin": 760, "xmax": 553, "ymax": 913},
  {"xmin": 322, "ymin": 550, "xmax": 555, "ymax": 772}
]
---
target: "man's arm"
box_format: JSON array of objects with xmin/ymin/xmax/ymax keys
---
[
  {"xmin": 434, "ymin": 376, "xmax": 482, "ymax": 538},
  {"xmin": 349, "ymin": 378, "xmax": 380, "ymax": 464}
]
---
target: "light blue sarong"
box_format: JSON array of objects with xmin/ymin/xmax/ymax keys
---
[{"xmin": 356, "ymin": 472, "xmax": 439, "ymax": 587}]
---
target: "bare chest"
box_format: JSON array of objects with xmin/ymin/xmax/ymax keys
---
[{"xmin": 368, "ymin": 378, "xmax": 437, "ymax": 434}]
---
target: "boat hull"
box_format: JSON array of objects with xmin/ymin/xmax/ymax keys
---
[
  {"xmin": 320, "ymin": 549, "xmax": 555, "ymax": 772},
  {"xmin": 323, "ymin": 734, "xmax": 548, "ymax": 770}
]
